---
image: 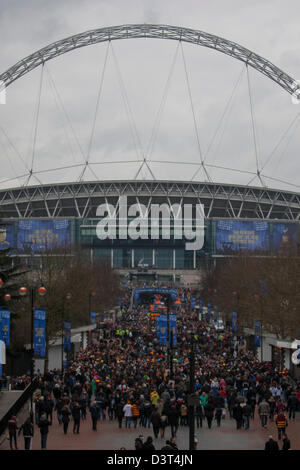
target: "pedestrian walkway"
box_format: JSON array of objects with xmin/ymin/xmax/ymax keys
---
[{"xmin": 1, "ymin": 410, "xmax": 299, "ymax": 450}]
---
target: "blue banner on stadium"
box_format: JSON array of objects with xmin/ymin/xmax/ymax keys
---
[
  {"xmin": 33, "ymin": 309, "xmax": 46, "ymax": 358},
  {"xmin": 216, "ymin": 220, "xmax": 270, "ymax": 254},
  {"xmin": 232, "ymin": 312, "xmax": 238, "ymax": 333},
  {"xmin": 17, "ymin": 219, "xmax": 71, "ymax": 253},
  {"xmin": 0, "ymin": 224, "xmax": 14, "ymax": 252},
  {"xmin": 0, "ymin": 310, "xmax": 10, "ymax": 347},
  {"xmin": 191, "ymin": 297, "xmax": 196, "ymax": 309},
  {"xmin": 64, "ymin": 321, "xmax": 71, "ymax": 352},
  {"xmin": 254, "ymin": 321, "xmax": 261, "ymax": 346},
  {"xmin": 273, "ymin": 223, "xmax": 298, "ymax": 254}
]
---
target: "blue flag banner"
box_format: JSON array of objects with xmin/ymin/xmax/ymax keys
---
[
  {"xmin": 214, "ymin": 305, "xmax": 218, "ymax": 322},
  {"xmin": 232, "ymin": 312, "xmax": 238, "ymax": 333},
  {"xmin": 199, "ymin": 300, "xmax": 203, "ymax": 313},
  {"xmin": 254, "ymin": 321, "xmax": 261, "ymax": 347},
  {"xmin": 191, "ymin": 297, "xmax": 196, "ymax": 309},
  {"xmin": 64, "ymin": 321, "xmax": 71, "ymax": 352},
  {"xmin": 206, "ymin": 303, "xmax": 211, "ymax": 321},
  {"xmin": 169, "ymin": 314, "xmax": 177, "ymax": 346},
  {"xmin": 0, "ymin": 310, "xmax": 10, "ymax": 347},
  {"xmin": 90, "ymin": 311, "xmax": 96, "ymax": 325},
  {"xmin": 33, "ymin": 309, "xmax": 46, "ymax": 358},
  {"xmin": 156, "ymin": 314, "xmax": 168, "ymax": 346}
]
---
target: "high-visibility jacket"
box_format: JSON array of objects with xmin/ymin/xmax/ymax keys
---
[
  {"xmin": 131, "ymin": 404, "xmax": 140, "ymax": 417},
  {"xmin": 276, "ymin": 414, "xmax": 287, "ymax": 429}
]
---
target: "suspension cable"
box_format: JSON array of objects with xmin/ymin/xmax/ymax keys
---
[
  {"xmin": 27, "ymin": 62, "xmax": 44, "ymax": 185},
  {"xmin": 147, "ymin": 42, "xmax": 180, "ymax": 161}
]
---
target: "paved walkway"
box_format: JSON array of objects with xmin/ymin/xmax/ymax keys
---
[{"xmin": 1, "ymin": 408, "xmax": 299, "ymax": 451}]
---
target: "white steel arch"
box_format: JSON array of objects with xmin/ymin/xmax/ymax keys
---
[{"xmin": 0, "ymin": 24, "xmax": 299, "ymax": 98}]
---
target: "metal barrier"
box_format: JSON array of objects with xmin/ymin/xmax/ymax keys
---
[{"xmin": 0, "ymin": 378, "xmax": 38, "ymax": 437}]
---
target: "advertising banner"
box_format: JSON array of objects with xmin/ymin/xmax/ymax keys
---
[
  {"xmin": 273, "ymin": 223, "xmax": 298, "ymax": 254},
  {"xmin": 33, "ymin": 309, "xmax": 46, "ymax": 358},
  {"xmin": 0, "ymin": 224, "xmax": 14, "ymax": 252},
  {"xmin": 63, "ymin": 321, "xmax": 71, "ymax": 352},
  {"xmin": 90, "ymin": 311, "xmax": 97, "ymax": 330},
  {"xmin": 254, "ymin": 321, "xmax": 261, "ymax": 347},
  {"xmin": 0, "ymin": 310, "xmax": 10, "ymax": 347},
  {"xmin": 156, "ymin": 314, "xmax": 168, "ymax": 346},
  {"xmin": 216, "ymin": 220, "xmax": 270, "ymax": 254},
  {"xmin": 17, "ymin": 219, "xmax": 71, "ymax": 253},
  {"xmin": 232, "ymin": 311, "xmax": 238, "ymax": 333}
]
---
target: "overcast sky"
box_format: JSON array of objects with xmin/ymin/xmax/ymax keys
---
[{"xmin": 1, "ymin": 0, "xmax": 300, "ymax": 191}]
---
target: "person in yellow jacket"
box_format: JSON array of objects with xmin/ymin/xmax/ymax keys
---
[
  {"xmin": 275, "ymin": 412, "xmax": 288, "ymax": 441},
  {"xmin": 131, "ymin": 402, "xmax": 140, "ymax": 429},
  {"xmin": 150, "ymin": 390, "xmax": 160, "ymax": 406}
]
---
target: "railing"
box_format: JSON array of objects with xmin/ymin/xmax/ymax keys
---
[{"xmin": 0, "ymin": 378, "xmax": 38, "ymax": 437}]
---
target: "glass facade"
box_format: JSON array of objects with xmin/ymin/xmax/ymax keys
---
[{"xmin": 6, "ymin": 217, "xmax": 298, "ymax": 270}]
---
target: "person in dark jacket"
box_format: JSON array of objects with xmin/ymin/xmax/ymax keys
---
[
  {"xmin": 287, "ymin": 392, "xmax": 298, "ymax": 420},
  {"xmin": 195, "ymin": 403, "xmax": 204, "ymax": 429},
  {"xmin": 167, "ymin": 404, "xmax": 179, "ymax": 437},
  {"xmin": 161, "ymin": 437, "xmax": 178, "ymax": 451},
  {"xmin": 205, "ymin": 400, "xmax": 215, "ymax": 429},
  {"xmin": 55, "ymin": 397, "xmax": 64, "ymax": 425},
  {"xmin": 71, "ymin": 401, "xmax": 81, "ymax": 434},
  {"xmin": 142, "ymin": 436, "xmax": 156, "ymax": 451},
  {"xmin": 89, "ymin": 401, "xmax": 98, "ymax": 431},
  {"xmin": 282, "ymin": 433, "xmax": 291, "ymax": 451},
  {"xmin": 232, "ymin": 402, "xmax": 243, "ymax": 430},
  {"xmin": 150, "ymin": 407, "xmax": 161, "ymax": 439},
  {"xmin": 61, "ymin": 404, "xmax": 71, "ymax": 434},
  {"xmin": 38, "ymin": 413, "xmax": 51, "ymax": 450},
  {"xmin": 242, "ymin": 403, "xmax": 252, "ymax": 430},
  {"xmin": 45, "ymin": 395, "xmax": 54, "ymax": 424},
  {"xmin": 18, "ymin": 415, "xmax": 34, "ymax": 450},
  {"xmin": 265, "ymin": 435, "xmax": 279, "ymax": 452},
  {"xmin": 8, "ymin": 416, "xmax": 18, "ymax": 450},
  {"xmin": 116, "ymin": 401, "xmax": 124, "ymax": 428}
]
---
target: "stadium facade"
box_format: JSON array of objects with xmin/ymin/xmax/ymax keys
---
[{"xmin": 1, "ymin": 180, "xmax": 300, "ymax": 284}]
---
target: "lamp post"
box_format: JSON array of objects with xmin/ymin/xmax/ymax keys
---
[
  {"xmin": 62, "ymin": 292, "xmax": 72, "ymax": 379},
  {"xmin": 187, "ymin": 330, "xmax": 196, "ymax": 451},
  {"xmin": 88, "ymin": 291, "xmax": 96, "ymax": 324},
  {"xmin": 18, "ymin": 285, "xmax": 47, "ymax": 411},
  {"xmin": 254, "ymin": 293, "xmax": 264, "ymax": 361}
]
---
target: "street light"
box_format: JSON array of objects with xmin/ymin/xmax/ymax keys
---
[
  {"xmin": 18, "ymin": 285, "xmax": 47, "ymax": 411},
  {"xmin": 88, "ymin": 290, "xmax": 96, "ymax": 324},
  {"xmin": 62, "ymin": 292, "xmax": 72, "ymax": 378},
  {"xmin": 187, "ymin": 329, "xmax": 196, "ymax": 451}
]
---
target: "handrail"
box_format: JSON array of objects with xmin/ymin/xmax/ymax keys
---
[{"xmin": 0, "ymin": 378, "xmax": 38, "ymax": 437}]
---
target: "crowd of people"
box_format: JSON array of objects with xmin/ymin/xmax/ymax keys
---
[{"xmin": 5, "ymin": 285, "xmax": 300, "ymax": 450}]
